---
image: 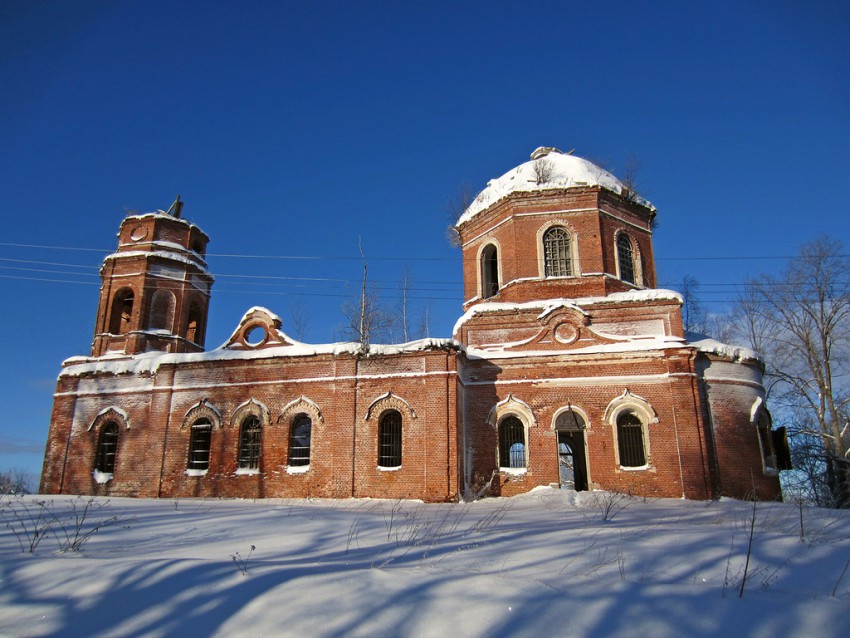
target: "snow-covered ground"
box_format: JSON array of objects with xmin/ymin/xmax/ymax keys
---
[{"xmin": 1, "ymin": 489, "xmax": 849, "ymax": 637}]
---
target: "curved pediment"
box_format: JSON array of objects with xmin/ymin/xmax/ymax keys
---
[{"xmin": 222, "ymin": 307, "xmax": 296, "ymax": 350}]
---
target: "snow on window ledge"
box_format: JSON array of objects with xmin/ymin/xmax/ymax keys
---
[
  {"xmin": 619, "ymin": 464, "xmax": 650, "ymax": 472},
  {"xmin": 377, "ymin": 465, "xmax": 402, "ymax": 472},
  {"xmin": 286, "ymin": 465, "xmax": 310, "ymax": 475},
  {"xmin": 185, "ymin": 469, "xmax": 208, "ymax": 477},
  {"xmin": 500, "ymin": 467, "xmax": 527, "ymax": 476},
  {"xmin": 92, "ymin": 469, "xmax": 113, "ymax": 484},
  {"xmin": 235, "ymin": 468, "xmax": 260, "ymax": 476}
]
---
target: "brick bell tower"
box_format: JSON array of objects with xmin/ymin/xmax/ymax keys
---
[{"xmin": 91, "ymin": 198, "xmax": 214, "ymax": 357}]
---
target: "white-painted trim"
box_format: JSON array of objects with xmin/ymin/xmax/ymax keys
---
[{"xmin": 55, "ymin": 369, "xmax": 458, "ymax": 399}]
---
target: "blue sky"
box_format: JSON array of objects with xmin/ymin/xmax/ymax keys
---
[{"xmin": 1, "ymin": 0, "xmax": 848, "ymax": 481}]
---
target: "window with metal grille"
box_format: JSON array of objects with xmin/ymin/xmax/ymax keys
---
[
  {"xmin": 95, "ymin": 421, "xmax": 119, "ymax": 473},
  {"xmin": 555, "ymin": 410, "xmax": 586, "ymax": 431},
  {"xmin": 238, "ymin": 415, "xmax": 261, "ymax": 470},
  {"xmin": 617, "ymin": 233, "xmax": 636, "ymax": 285},
  {"xmin": 617, "ymin": 412, "xmax": 646, "ymax": 467},
  {"xmin": 378, "ymin": 410, "xmax": 402, "ymax": 467},
  {"xmin": 543, "ymin": 227, "xmax": 573, "ymax": 277},
  {"xmin": 499, "ymin": 416, "xmax": 526, "ymax": 469},
  {"xmin": 187, "ymin": 418, "xmax": 212, "ymax": 471},
  {"xmin": 481, "ymin": 244, "xmax": 499, "ymax": 299},
  {"xmin": 289, "ymin": 414, "xmax": 312, "ymax": 467}
]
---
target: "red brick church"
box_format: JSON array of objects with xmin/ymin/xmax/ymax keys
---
[{"xmin": 40, "ymin": 147, "xmax": 786, "ymax": 501}]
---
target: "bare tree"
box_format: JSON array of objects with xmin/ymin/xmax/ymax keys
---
[
  {"xmin": 705, "ymin": 313, "xmax": 738, "ymax": 345},
  {"xmin": 0, "ymin": 469, "xmax": 32, "ymax": 495},
  {"xmin": 533, "ymin": 158, "xmax": 554, "ymax": 184},
  {"xmin": 418, "ymin": 304, "xmax": 430, "ymax": 339},
  {"xmin": 680, "ymin": 275, "xmax": 707, "ymax": 334},
  {"xmin": 445, "ymin": 181, "xmax": 478, "ymax": 247},
  {"xmin": 289, "ymin": 297, "xmax": 310, "ymax": 341},
  {"xmin": 399, "ymin": 264, "xmax": 411, "ymax": 342},
  {"xmin": 732, "ymin": 238, "xmax": 850, "ymax": 506},
  {"xmin": 340, "ymin": 239, "xmax": 393, "ymax": 348},
  {"xmin": 620, "ymin": 153, "xmax": 641, "ymax": 196}
]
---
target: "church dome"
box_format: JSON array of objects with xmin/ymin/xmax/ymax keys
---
[{"xmin": 457, "ymin": 147, "xmax": 652, "ymax": 225}]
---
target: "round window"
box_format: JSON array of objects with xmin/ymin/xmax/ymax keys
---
[{"xmin": 244, "ymin": 324, "xmax": 267, "ymax": 346}]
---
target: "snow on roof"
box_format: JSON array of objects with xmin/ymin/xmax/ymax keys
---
[
  {"xmin": 686, "ymin": 333, "xmax": 760, "ymax": 363},
  {"xmin": 59, "ymin": 337, "xmax": 457, "ymax": 378},
  {"xmin": 453, "ymin": 290, "xmax": 683, "ymax": 335},
  {"xmin": 457, "ymin": 147, "xmax": 654, "ymax": 225},
  {"xmin": 103, "ymin": 249, "xmax": 210, "ymax": 275},
  {"xmin": 124, "ymin": 211, "xmax": 208, "ymax": 236}
]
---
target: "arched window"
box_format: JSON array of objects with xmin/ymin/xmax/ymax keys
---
[
  {"xmin": 95, "ymin": 421, "xmax": 119, "ymax": 473},
  {"xmin": 187, "ymin": 418, "xmax": 212, "ymax": 471},
  {"xmin": 186, "ymin": 301, "xmax": 204, "ymax": 344},
  {"xmin": 616, "ymin": 234, "xmax": 636, "ymax": 285},
  {"xmin": 191, "ymin": 238, "xmax": 206, "ymax": 257},
  {"xmin": 148, "ymin": 289, "xmax": 176, "ymax": 331},
  {"xmin": 108, "ymin": 288, "xmax": 134, "ymax": 334},
  {"xmin": 498, "ymin": 415, "xmax": 526, "ymax": 469},
  {"xmin": 480, "ymin": 244, "xmax": 499, "ymax": 299},
  {"xmin": 289, "ymin": 414, "xmax": 312, "ymax": 467},
  {"xmin": 616, "ymin": 411, "xmax": 646, "ymax": 467},
  {"xmin": 238, "ymin": 416, "xmax": 262, "ymax": 470},
  {"xmin": 378, "ymin": 410, "xmax": 402, "ymax": 468},
  {"xmin": 555, "ymin": 409, "xmax": 586, "ymax": 431},
  {"xmin": 543, "ymin": 227, "xmax": 573, "ymax": 277}
]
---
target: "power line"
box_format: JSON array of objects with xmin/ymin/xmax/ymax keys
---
[{"xmin": 4, "ymin": 240, "xmax": 844, "ymax": 264}]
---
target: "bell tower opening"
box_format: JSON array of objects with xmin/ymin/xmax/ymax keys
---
[
  {"xmin": 91, "ymin": 201, "xmax": 214, "ymax": 357},
  {"xmin": 108, "ymin": 288, "xmax": 135, "ymax": 335}
]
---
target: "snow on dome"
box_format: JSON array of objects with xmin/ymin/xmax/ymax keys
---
[{"xmin": 457, "ymin": 147, "xmax": 653, "ymax": 225}]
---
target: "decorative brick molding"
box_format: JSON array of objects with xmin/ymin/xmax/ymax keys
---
[
  {"xmin": 604, "ymin": 389, "xmax": 659, "ymax": 425},
  {"xmin": 278, "ymin": 395, "xmax": 324, "ymax": 426},
  {"xmin": 231, "ymin": 398, "xmax": 270, "ymax": 428},
  {"xmin": 364, "ymin": 392, "xmax": 416, "ymax": 422},
  {"xmin": 487, "ymin": 394, "xmax": 536, "ymax": 429},
  {"xmin": 181, "ymin": 399, "xmax": 222, "ymax": 430},
  {"xmin": 88, "ymin": 407, "xmax": 130, "ymax": 431}
]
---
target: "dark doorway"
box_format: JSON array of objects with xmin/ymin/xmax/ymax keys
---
[{"xmin": 557, "ymin": 430, "xmax": 588, "ymax": 491}]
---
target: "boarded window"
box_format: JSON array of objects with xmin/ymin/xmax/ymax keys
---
[
  {"xmin": 378, "ymin": 410, "xmax": 402, "ymax": 468},
  {"xmin": 148, "ymin": 289, "xmax": 176, "ymax": 331}
]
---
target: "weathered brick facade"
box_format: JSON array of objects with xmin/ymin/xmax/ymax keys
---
[{"xmin": 40, "ymin": 148, "xmax": 783, "ymax": 502}]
